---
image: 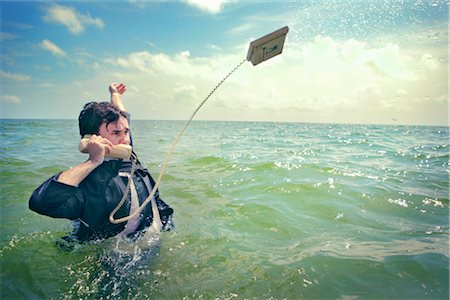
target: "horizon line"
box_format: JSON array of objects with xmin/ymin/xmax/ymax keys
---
[{"xmin": 0, "ymin": 117, "xmax": 448, "ymax": 128}]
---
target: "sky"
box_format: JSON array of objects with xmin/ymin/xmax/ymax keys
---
[{"xmin": 0, "ymin": 0, "xmax": 448, "ymax": 125}]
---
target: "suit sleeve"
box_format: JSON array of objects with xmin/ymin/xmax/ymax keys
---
[{"xmin": 29, "ymin": 173, "xmax": 84, "ymax": 220}]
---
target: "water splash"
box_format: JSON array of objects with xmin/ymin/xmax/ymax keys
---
[
  {"xmin": 63, "ymin": 238, "xmax": 162, "ymax": 300},
  {"xmin": 282, "ymin": 0, "xmax": 448, "ymax": 44}
]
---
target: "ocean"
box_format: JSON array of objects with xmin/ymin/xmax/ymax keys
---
[{"xmin": 0, "ymin": 119, "xmax": 448, "ymax": 299}]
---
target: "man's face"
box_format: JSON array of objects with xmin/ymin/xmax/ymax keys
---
[{"xmin": 98, "ymin": 116, "xmax": 130, "ymax": 146}]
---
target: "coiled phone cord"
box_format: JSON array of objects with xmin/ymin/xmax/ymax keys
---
[
  {"xmin": 108, "ymin": 152, "xmax": 138, "ymax": 223},
  {"xmin": 109, "ymin": 59, "xmax": 247, "ymax": 224}
]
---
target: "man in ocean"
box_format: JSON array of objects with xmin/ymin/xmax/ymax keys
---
[{"xmin": 29, "ymin": 83, "xmax": 173, "ymax": 246}]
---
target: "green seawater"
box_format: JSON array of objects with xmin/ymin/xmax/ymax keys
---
[{"xmin": 1, "ymin": 119, "xmax": 448, "ymax": 299}]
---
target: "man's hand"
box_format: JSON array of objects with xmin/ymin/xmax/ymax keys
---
[
  {"xmin": 109, "ymin": 83, "xmax": 126, "ymax": 95},
  {"xmin": 86, "ymin": 135, "xmax": 113, "ymax": 166}
]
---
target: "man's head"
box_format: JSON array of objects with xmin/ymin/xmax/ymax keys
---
[{"xmin": 79, "ymin": 102, "xmax": 130, "ymax": 145}]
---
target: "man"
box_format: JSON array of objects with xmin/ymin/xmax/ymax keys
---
[{"xmin": 29, "ymin": 83, "xmax": 173, "ymax": 245}]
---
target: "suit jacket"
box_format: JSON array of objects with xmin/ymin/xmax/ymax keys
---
[{"xmin": 29, "ymin": 157, "xmax": 174, "ymax": 242}]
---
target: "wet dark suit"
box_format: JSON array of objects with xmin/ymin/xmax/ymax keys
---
[{"xmin": 29, "ymin": 157, "xmax": 173, "ymax": 242}]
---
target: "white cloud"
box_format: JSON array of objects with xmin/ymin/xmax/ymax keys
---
[
  {"xmin": 0, "ymin": 70, "xmax": 31, "ymax": 81},
  {"xmin": 228, "ymin": 23, "xmax": 254, "ymax": 36},
  {"xmin": 185, "ymin": 0, "xmax": 227, "ymax": 14},
  {"xmin": 179, "ymin": 51, "xmax": 190, "ymax": 58},
  {"xmin": 36, "ymin": 82, "xmax": 56, "ymax": 89},
  {"xmin": 6, "ymin": 21, "xmax": 33, "ymax": 30},
  {"xmin": 0, "ymin": 32, "xmax": 17, "ymax": 41},
  {"xmin": 1, "ymin": 95, "xmax": 21, "ymax": 104},
  {"xmin": 366, "ymin": 43, "xmax": 419, "ymax": 81},
  {"xmin": 40, "ymin": 39, "xmax": 66, "ymax": 57},
  {"xmin": 128, "ymin": 0, "xmax": 147, "ymax": 9},
  {"xmin": 43, "ymin": 4, "xmax": 104, "ymax": 35},
  {"xmin": 61, "ymin": 27, "xmax": 446, "ymax": 125},
  {"xmin": 207, "ymin": 44, "xmax": 222, "ymax": 51},
  {"xmin": 420, "ymin": 53, "xmax": 439, "ymax": 71}
]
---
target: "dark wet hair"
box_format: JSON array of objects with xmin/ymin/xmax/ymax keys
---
[{"xmin": 78, "ymin": 102, "xmax": 127, "ymax": 137}]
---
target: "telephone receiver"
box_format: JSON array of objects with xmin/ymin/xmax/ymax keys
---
[{"xmin": 79, "ymin": 134, "xmax": 132, "ymax": 159}]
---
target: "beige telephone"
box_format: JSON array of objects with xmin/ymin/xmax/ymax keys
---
[{"xmin": 79, "ymin": 134, "xmax": 132, "ymax": 159}]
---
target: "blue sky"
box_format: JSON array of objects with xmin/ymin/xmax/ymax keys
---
[{"xmin": 1, "ymin": 0, "xmax": 448, "ymax": 125}]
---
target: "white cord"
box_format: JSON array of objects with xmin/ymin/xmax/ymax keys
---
[{"xmin": 109, "ymin": 59, "xmax": 247, "ymax": 224}]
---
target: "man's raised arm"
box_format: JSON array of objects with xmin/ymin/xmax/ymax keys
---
[{"xmin": 109, "ymin": 83, "xmax": 127, "ymax": 111}]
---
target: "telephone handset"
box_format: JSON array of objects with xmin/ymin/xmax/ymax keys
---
[{"xmin": 79, "ymin": 134, "xmax": 132, "ymax": 159}]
